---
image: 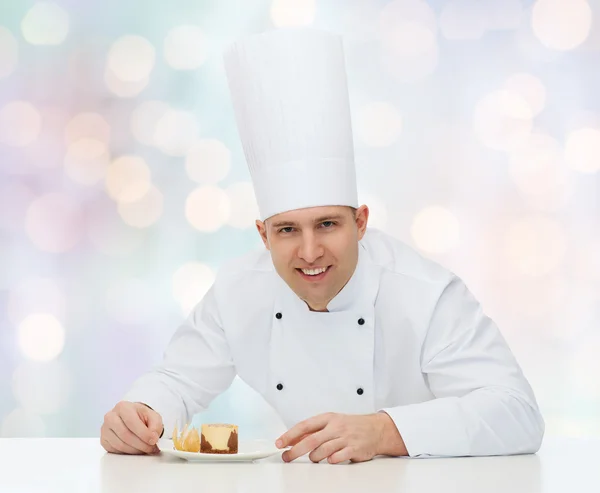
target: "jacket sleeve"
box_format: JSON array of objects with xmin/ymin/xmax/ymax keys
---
[
  {"xmin": 380, "ymin": 275, "xmax": 545, "ymax": 458},
  {"xmin": 122, "ymin": 284, "xmax": 236, "ymax": 437}
]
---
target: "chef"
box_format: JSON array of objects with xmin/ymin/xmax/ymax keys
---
[{"xmin": 100, "ymin": 28, "xmax": 544, "ymax": 463}]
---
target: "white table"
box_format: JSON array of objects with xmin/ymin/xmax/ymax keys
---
[{"xmin": 0, "ymin": 436, "xmax": 597, "ymax": 492}]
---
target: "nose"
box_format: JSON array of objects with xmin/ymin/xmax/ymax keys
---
[{"xmin": 297, "ymin": 231, "xmax": 324, "ymax": 264}]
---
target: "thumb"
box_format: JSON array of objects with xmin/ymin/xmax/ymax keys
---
[{"xmin": 137, "ymin": 404, "xmax": 164, "ymax": 436}]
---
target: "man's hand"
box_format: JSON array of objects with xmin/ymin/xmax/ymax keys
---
[
  {"xmin": 275, "ymin": 411, "xmax": 408, "ymax": 464},
  {"xmin": 101, "ymin": 401, "xmax": 164, "ymax": 455}
]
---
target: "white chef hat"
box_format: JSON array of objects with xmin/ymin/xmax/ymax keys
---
[{"xmin": 223, "ymin": 28, "xmax": 358, "ymax": 221}]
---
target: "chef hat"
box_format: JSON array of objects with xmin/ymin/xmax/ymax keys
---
[{"xmin": 223, "ymin": 28, "xmax": 358, "ymax": 221}]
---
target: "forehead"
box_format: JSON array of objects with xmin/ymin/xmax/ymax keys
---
[{"xmin": 268, "ymin": 205, "xmax": 351, "ymax": 225}]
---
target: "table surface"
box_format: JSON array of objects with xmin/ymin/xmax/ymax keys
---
[{"xmin": 0, "ymin": 436, "xmax": 597, "ymax": 493}]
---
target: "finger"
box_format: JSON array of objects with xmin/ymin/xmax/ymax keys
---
[
  {"xmin": 279, "ymin": 432, "xmax": 310, "ymax": 449},
  {"xmin": 142, "ymin": 407, "xmax": 164, "ymax": 437},
  {"xmin": 328, "ymin": 447, "xmax": 361, "ymax": 465},
  {"xmin": 107, "ymin": 429, "xmax": 144, "ymax": 455},
  {"xmin": 282, "ymin": 429, "xmax": 333, "ymax": 463},
  {"xmin": 277, "ymin": 413, "xmax": 331, "ymax": 448},
  {"xmin": 309, "ymin": 438, "xmax": 346, "ymax": 463},
  {"xmin": 109, "ymin": 415, "xmax": 155, "ymax": 454},
  {"xmin": 100, "ymin": 435, "xmax": 118, "ymax": 454},
  {"xmin": 121, "ymin": 405, "xmax": 158, "ymax": 446}
]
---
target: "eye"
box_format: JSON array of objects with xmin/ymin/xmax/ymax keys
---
[
  {"xmin": 321, "ymin": 221, "xmax": 336, "ymax": 228},
  {"xmin": 279, "ymin": 227, "xmax": 294, "ymax": 234}
]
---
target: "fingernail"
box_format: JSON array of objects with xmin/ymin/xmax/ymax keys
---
[{"xmin": 276, "ymin": 439, "xmax": 283, "ymax": 448}]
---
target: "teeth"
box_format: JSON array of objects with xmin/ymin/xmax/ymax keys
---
[{"xmin": 301, "ymin": 267, "xmax": 327, "ymax": 276}]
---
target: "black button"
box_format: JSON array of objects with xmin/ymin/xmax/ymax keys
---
[
  {"xmin": 358, "ymin": 318, "xmax": 365, "ymax": 325},
  {"xmin": 357, "ymin": 388, "xmax": 364, "ymax": 395},
  {"xmin": 276, "ymin": 383, "xmax": 283, "ymax": 391},
  {"xmin": 276, "ymin": 312, "xmax": 282, "ymax": 319}
]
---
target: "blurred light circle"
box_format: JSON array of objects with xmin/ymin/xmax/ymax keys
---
[
  {"xmin": 185, "ymin": 138, "xmax": 231, "ymax": 184},
  {"xmin": 8, "ymin": 278, "xmax": 66, "ymax": 326},
  {"xmin": 130, "ymin": 100, "xmax": 170, "ymax": 146},
  {"xmin": 0, "ymin": 101, "xmax": 42, "ymax": 147},
  {"xmin": 357, "ymin": 192, "xmax": 388, "ymax": 231},
  {"xmin": 172, "ymin": 262, "xmax": 215, "ymax": 316},
  {"xmin": 17, "ymin": 314, "xmax": 65, "ymax": 362},
  {"xmin": 21, "ymin": 2, "xmax": 69, "ymax": 46},
  {"xmin": 565, "ymin": 127, "xmax": 600, "ymax": 173},
  {"xmin": 473, "ymin": 90, "xmax": 533, "ymax": 151},
  {"xmin": 225, "ymin": 182, "xmax": 259, "ymax": 229},
  {"xmin": 509, "ymin": 132, "xmax": 574, "ymax": 211},
  {"xmin": 504, "ymin": 73, "xmax": 546, "ymax": 116},
  {"xmin": 25, "ymin": 193, "xmax": 83, "ymax": 252},
  {"xmin": 355, "ymin": 102, "xmax": 402, "ymax": 147},
  {"xmin": 271, "ymin": 0, "xmax": 316, "ymax": 27},
  {"xmin": 87, "ymin": 203, "xmax": 146, "ymax": 256},
  {"xmin": 186, "ymin": 186, "xmax": 231, "ymax": 232},
  {"xmin": 0, "ymin": 26, "xmax": 18, "ymax": 79},
  {"xmin": 64, "ymin": 138, "xmax": 110, "ymax": 186},
  {"xmin": 505, "ymin": 216, "xmax": 567, "ymax": 276},
  {"xmin": 440, "ymin": 0, "xmax": 487, "ymax": 40},
  {"xmin": 65, "ymin": 112, "xmax": 110, "ymax": 145},
  {"xmin": 12, "ymin": 360, "xmax": 71, "ymax": 414},
  {"xmin": 117, "ymin": 185, "xmax": 163, "ymax": 228},
  {"xmin": 106, "ymin": 278, "xmax": 157, "ymax": 325},
  {"xmin": 532, "ymin": 0, "xmax": 592, "ymax": 51},
  {"xmin": 155, "ymin": 109, "xmax": 200, "ymax": 156},
  {"xmin": 411, "ymin": 206, "xmax": 460, "ymax": 254},
  {"xmin": 509, "ymin": 132, "xmax": 571, "ymax": 195},
  {"xmin": 1, "ymin": 408, "xmax": 46, "ymax": 437},
  {"xmin": 485, "ymin": 0, "xmax": 524, "ymax": 31},
  {"xmin": 379, "ymin": 0, "xmax": 438, "ymax": 82},
  {"xmin": 106, "ymin": 155, "xmax": 151, "ymax": 203},
  {"xmin": 107, "ymin": 35, "xmax": 155, "ymax": 82},
  {"xmin": 104, "ymin": 67, "xmax": 149, "ymax": 98},
  {"xmin": 164, "ymin": 25, "xmax": 207, "ymax": 70}
]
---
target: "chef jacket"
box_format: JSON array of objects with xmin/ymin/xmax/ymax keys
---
[{"xmin": 123, "ymin": 228, "xmax": 544, "ymax": 457}]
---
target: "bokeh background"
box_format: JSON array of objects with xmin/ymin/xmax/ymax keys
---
[{"xmin": 1, "ymin": 0, "xmax": 599, "ymax": 441}]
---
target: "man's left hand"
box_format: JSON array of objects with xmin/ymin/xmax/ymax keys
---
[{"xmin": 275, "ymin": 412, "xmax": 406, "ymax": 464}]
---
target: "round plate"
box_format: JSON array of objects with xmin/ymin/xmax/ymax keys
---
[{"xmin": 158, "ymin": 438, "xmax": 285, "ymax": 462}]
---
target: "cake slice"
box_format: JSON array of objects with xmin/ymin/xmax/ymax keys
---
[{"xmin": 200, "ymin": 423, "xmax": 238, "ymax": 454}]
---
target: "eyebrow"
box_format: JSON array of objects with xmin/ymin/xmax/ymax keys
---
[{"xmin": 270, "ymin": 214, "xmax": 346, "ymax": 229}]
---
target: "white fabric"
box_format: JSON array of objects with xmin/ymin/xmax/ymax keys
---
[
  {"xmin": 223, "ymin": 28, "xmax": 358, "ymax": 220},
  {"xmin": 123, "ymin": 228, "xmax": 545, "ymax": 458}
]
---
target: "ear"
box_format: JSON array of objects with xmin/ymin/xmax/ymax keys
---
[
  {"xmin": 355, "ymin": 205, "xmax": 369, "ymax": 241},
  {"xmin": 255, "ymin": 219, "xmax": 270, "ymax": 250}
]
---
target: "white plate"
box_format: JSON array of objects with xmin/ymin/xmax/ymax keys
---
[{"xmin": 158, "ymin": 438, "xmax": 285, "ymax": 462}]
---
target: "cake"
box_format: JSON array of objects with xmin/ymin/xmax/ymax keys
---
[{"xmin": 201, "ymin": 423, "xmax": 238, "ymax": 454}]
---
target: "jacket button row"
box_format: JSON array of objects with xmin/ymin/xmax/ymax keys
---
[{"xmin": 276, "ymin": 383, "xmax": 364, "ymax": 395}]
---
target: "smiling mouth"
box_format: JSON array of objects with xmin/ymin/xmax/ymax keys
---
[{"xmin": 295, "ymin": 266, "xmax": 331, "ymax": 281}]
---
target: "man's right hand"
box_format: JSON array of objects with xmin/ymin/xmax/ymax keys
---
[{"xmin": 101, "ymin": 401, "xmax": 164, "ymax": 455}]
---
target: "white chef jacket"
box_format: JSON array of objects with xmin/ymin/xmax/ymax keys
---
[{"xmin": 123, "ymin": 228, "xmax": 544, "ymax": 457}]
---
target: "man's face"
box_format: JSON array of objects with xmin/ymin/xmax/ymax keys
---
[{"xmin": 256, "ymin": 205, "xmax": 369, "ymax": 312}]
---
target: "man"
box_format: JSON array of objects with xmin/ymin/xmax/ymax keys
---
[{"xmin": 100, "ymin": 28, "xmax": 544, "ymax": 463}]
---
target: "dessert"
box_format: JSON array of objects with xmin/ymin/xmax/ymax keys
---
[
  {"xmin": 172, "ymin": 422, "xmax": 200, "ymax": 452},
  {"xmin": 201, "ymin": 423, "xmax": 238, "ymax": 454}
]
